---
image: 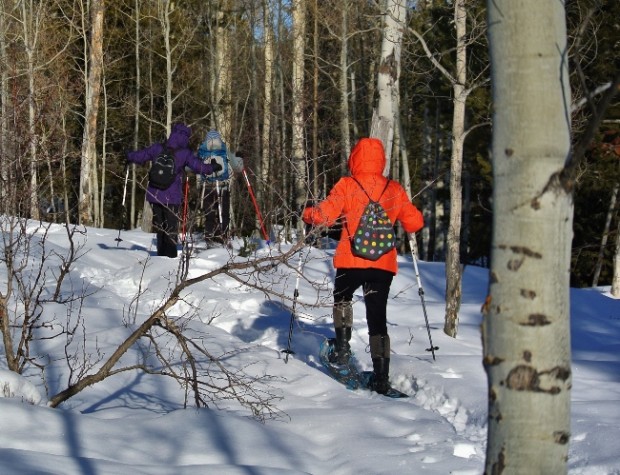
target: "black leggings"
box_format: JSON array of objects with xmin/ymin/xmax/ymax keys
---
[
  {"xmin": 203, "ymin": 184, "xmax": 230, "ymax": 239},
  {"xmin": 152, "ymin": 203, "xmax": 179, "ymax": 258},
  {"xmin": 333, "ymin": 268, "xmax": 394, "ymax": 336}
]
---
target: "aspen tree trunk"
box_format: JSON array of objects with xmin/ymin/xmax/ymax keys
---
[
  {"xmin": 60, "ymin": 117, "xmax": 69, "ymax": 224},
  {"xmin": 612, "ymin": 217, "xmax": 620, "ymax": 297},
  {"xmin": 18, "ymin": 0, "xmax": 43, "ymax": 219},
  {"xmin": 130, "ymin": 0, "xmax": 141, "ymax": 229},
  {"xmin": 213, "ymin": 0, "xmax": 233, "ymax": 140},
  {"xmin": 250, "ymin": 4, "xmax": 261, "ymax": 159},
  {"xmin": 444, "ymin": 0, "xmax": 467, "ymax": 337},
  {"xmin": 338, "ymin": 1, "xmax": 350, "ymax": 174},
  {"xmin": 483, "ymin": 1, "xmax": 573, "ymax": 473},
  {"xmin": 411, "ymin": 0, "xmax": 473, "ymax": 336},
  {"xmin": 350, "ymin": 71, "xmax": 359, "ymax": 138},
  {"xmin": 391, "ymin": 112, "xmax": 400, "ymax": 182},
  {"xmin": 212, "ymin": 0, "xmax": 234, "ymax": 235},
  {"xmin": 261, "ymin": 0, "xmax": 274, "ymax": 206},
  {"xmin": 160, "ymin": 0, "xmax": 173, "ymax": 133},
  {"xmin": 311, "ymin": 0, "xmax": 319, "ymax": 198},
  {"xmin": 16, "ymin": 1, "xmax": 53, "ymax": 219},
  {"xmin": 79, "ymin": 0, "xmax": 104, "ymax": 226},
  {"xmin": 99, "ymin": 82, "xmax": 108, "ymax": 228},
  {"xmin": 376, "ymin": 0, "xmax": 406, "ymax": 175},
  {"xmin": 42, "ymin": 133, "xmax": 57, "ymax": 220},
  {"xmin": 0, "ymin": 0, "xmax": 9, "ymax": 208},
  {"xmin": 248, "ymin": 3, "xmax": 261, "ymax": 224},
  {"xmin": 291, "ymin": 0, "xmax": 307, "ymax": 218},
  {"xmin": 140, "ymin": 15, "xmax": 155, "ymax": 233},
  {"xmin": 276, "ymin": 4, "xmax": 288, "ymax": 221}
]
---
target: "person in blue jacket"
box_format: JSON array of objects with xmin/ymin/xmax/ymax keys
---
[
  {"xmin": 198, "ymin": 129, "xmax": 233, "ymax": 247},
  {"xmin": 127, "ymin": 123, "xmax": 221, "ymax": 258}
]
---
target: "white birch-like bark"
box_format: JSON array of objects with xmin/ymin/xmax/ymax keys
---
[
  {"xmin": 79, "ymin": 0, "xmax": 104, "ymax": 226},
  {"xmin": 612, "ymin": 216, "xmax": 620, "ymax": 297},
  {"xmin": 276, "ymin": 4, "xmax": 288, "ymax": 221},
  {"xmin": 130, "ymin": 0, "xmax": 140, "ymax": 229},
  {"xmin": 213, "ymin": 0, "xmax": 232, "ymax": 140},
  {"xmin": 375, "ymin": 0, "xmax": 406, "ymax": 175},
  {"xmin": 338, "ymin": 1, "xmax": 350, "ymax": 174},
  {"xmin": 99, "ymin": 80, "xmax": 107, "ymax": 227},
  {"xmin": 17, "ymin": 0, "xmax": 45, "ymax": 220},
  {"xmin": 350, "ymin": 71, "xmax": 358, "ymax": 138},
  {"xmin": 483, "ymin": 1, "xmax": 573, "ymax": 472},
  {"xmin": 444, "ymin": 0, "xmax": 467, "ymax": 337},
  {"xmin": 61, "ymin": 116, "xmax": 70, "ymax": 225},
  {"xmin": 291, "ymin": 0, "xmax": 307, "ymax": 217},
  {"xmin": 140, "ymin": 10, "xmax": 155, "ymax": 233},
  {"xmin": 311, "ymin": 0, "xmax": 319, "ymax": 199},
  {"xmin": 409, "ymin": 1, "xmax": 484, "ymax": 336},
  {"xmin": 159, "ymin": 0, "xmax": 173, "ymax": 133},
  {"xmin": 261, "ymin": 0, "xmax": 274, "ymax": 202}
]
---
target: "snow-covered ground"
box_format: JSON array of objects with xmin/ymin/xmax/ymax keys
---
[{"xmin": 0, "ymin": 223, "xmax": 618, "ymax": 474}]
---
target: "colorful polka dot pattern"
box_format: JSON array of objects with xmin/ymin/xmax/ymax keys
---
[{"xmin": 351, "ymin": 203, "xmax": 395, "ymax": 260}]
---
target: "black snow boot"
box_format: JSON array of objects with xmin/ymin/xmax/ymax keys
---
[
  {"xmin": 369, "ymin": 334, "xmax": 391, "ymax": 394},
  {"xmin": 371, "ymin": 357, "xmax": 390, "ymax": 395},
  {"xmin": 329, "ymin": 327, "xmax": 352, "ymax": 365}
]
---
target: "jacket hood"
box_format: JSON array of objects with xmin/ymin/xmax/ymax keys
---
[
  {"xmin": 167, "ymin": 123, "xmax": 191, "ymax": 149},
  {"xmin": 347, "ymin": 138, "xmax": 386, "ymax": 176},
  {"xmin": 204, "ymin": 129, "xmax": 225, "ymax": 151}
]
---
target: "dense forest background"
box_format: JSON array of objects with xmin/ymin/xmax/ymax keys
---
[{"xmin": 0, "ymin": 0, "xmax": 617, "ymax": 287}]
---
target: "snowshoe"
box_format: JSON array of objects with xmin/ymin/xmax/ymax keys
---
[
  {"xmin": 358, "ymin": 371, "xmax": 409, "ymax": 398},
  {"xmin": 319, "ymin": 339, "xmax": 361, "ymax": 390}
]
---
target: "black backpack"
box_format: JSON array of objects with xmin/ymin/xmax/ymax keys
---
[
  {"xmin": 148, "ymin": 146, "xmax": 176, "ymax": 190},
  {"xmin": 347, "ymin": 177, "xmax": 395, "ymax": 261}
]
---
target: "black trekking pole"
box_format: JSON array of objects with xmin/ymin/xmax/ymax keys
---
[
  {"xmin": 115, "ymin": 165, "xmax": 130, "ymax": 247},
  {"xmin": 408, "ymin": 233, "xmax": 439, "ymax": 360},
  {"xmin": 282, "ymin": 231, "xmax": 311, "ymax": 363}
]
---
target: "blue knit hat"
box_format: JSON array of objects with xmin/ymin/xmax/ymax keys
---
[{"xmin": 205, "ymin": 130, "xmax": 224, "ymax": 151}]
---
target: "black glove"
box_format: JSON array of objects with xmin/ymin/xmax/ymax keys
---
[
  {"xmin": 305, "ymin": 233, "xmax": 317, "ymax": 246},
  {"xmin": 303, "ymin": 221, "xmax": 316, "ymax": 246},
  {"xmin": 210, "ymin": 159, "xmax": 223, "ymax": 174},
  {"xmin": 110, "ymin": 141, "xmax": 123, "ymax": 154}
]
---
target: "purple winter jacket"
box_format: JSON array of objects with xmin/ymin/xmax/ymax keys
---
[{"xmin": 127, "ymin": 123, "xmax": 215, "ymax": 206}]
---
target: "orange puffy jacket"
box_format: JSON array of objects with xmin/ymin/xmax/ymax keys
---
[{"xmin": 302, "ymin": 138, "xmax": 424, "ymax": 274}]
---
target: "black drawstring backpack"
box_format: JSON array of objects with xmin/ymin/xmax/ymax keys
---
[{"xmin": 346, "ymin": 178, "xmax": 395, "ymax": 261}]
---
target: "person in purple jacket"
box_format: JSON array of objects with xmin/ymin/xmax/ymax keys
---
[{"xmin": 127, "ymin": 123, "xmax": 221, "ymax": 258}]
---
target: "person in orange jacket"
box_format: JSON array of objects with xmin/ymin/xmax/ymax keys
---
[{"xmin": 302, "ymin": 137, "xmax": 424, "ymax": 394}]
